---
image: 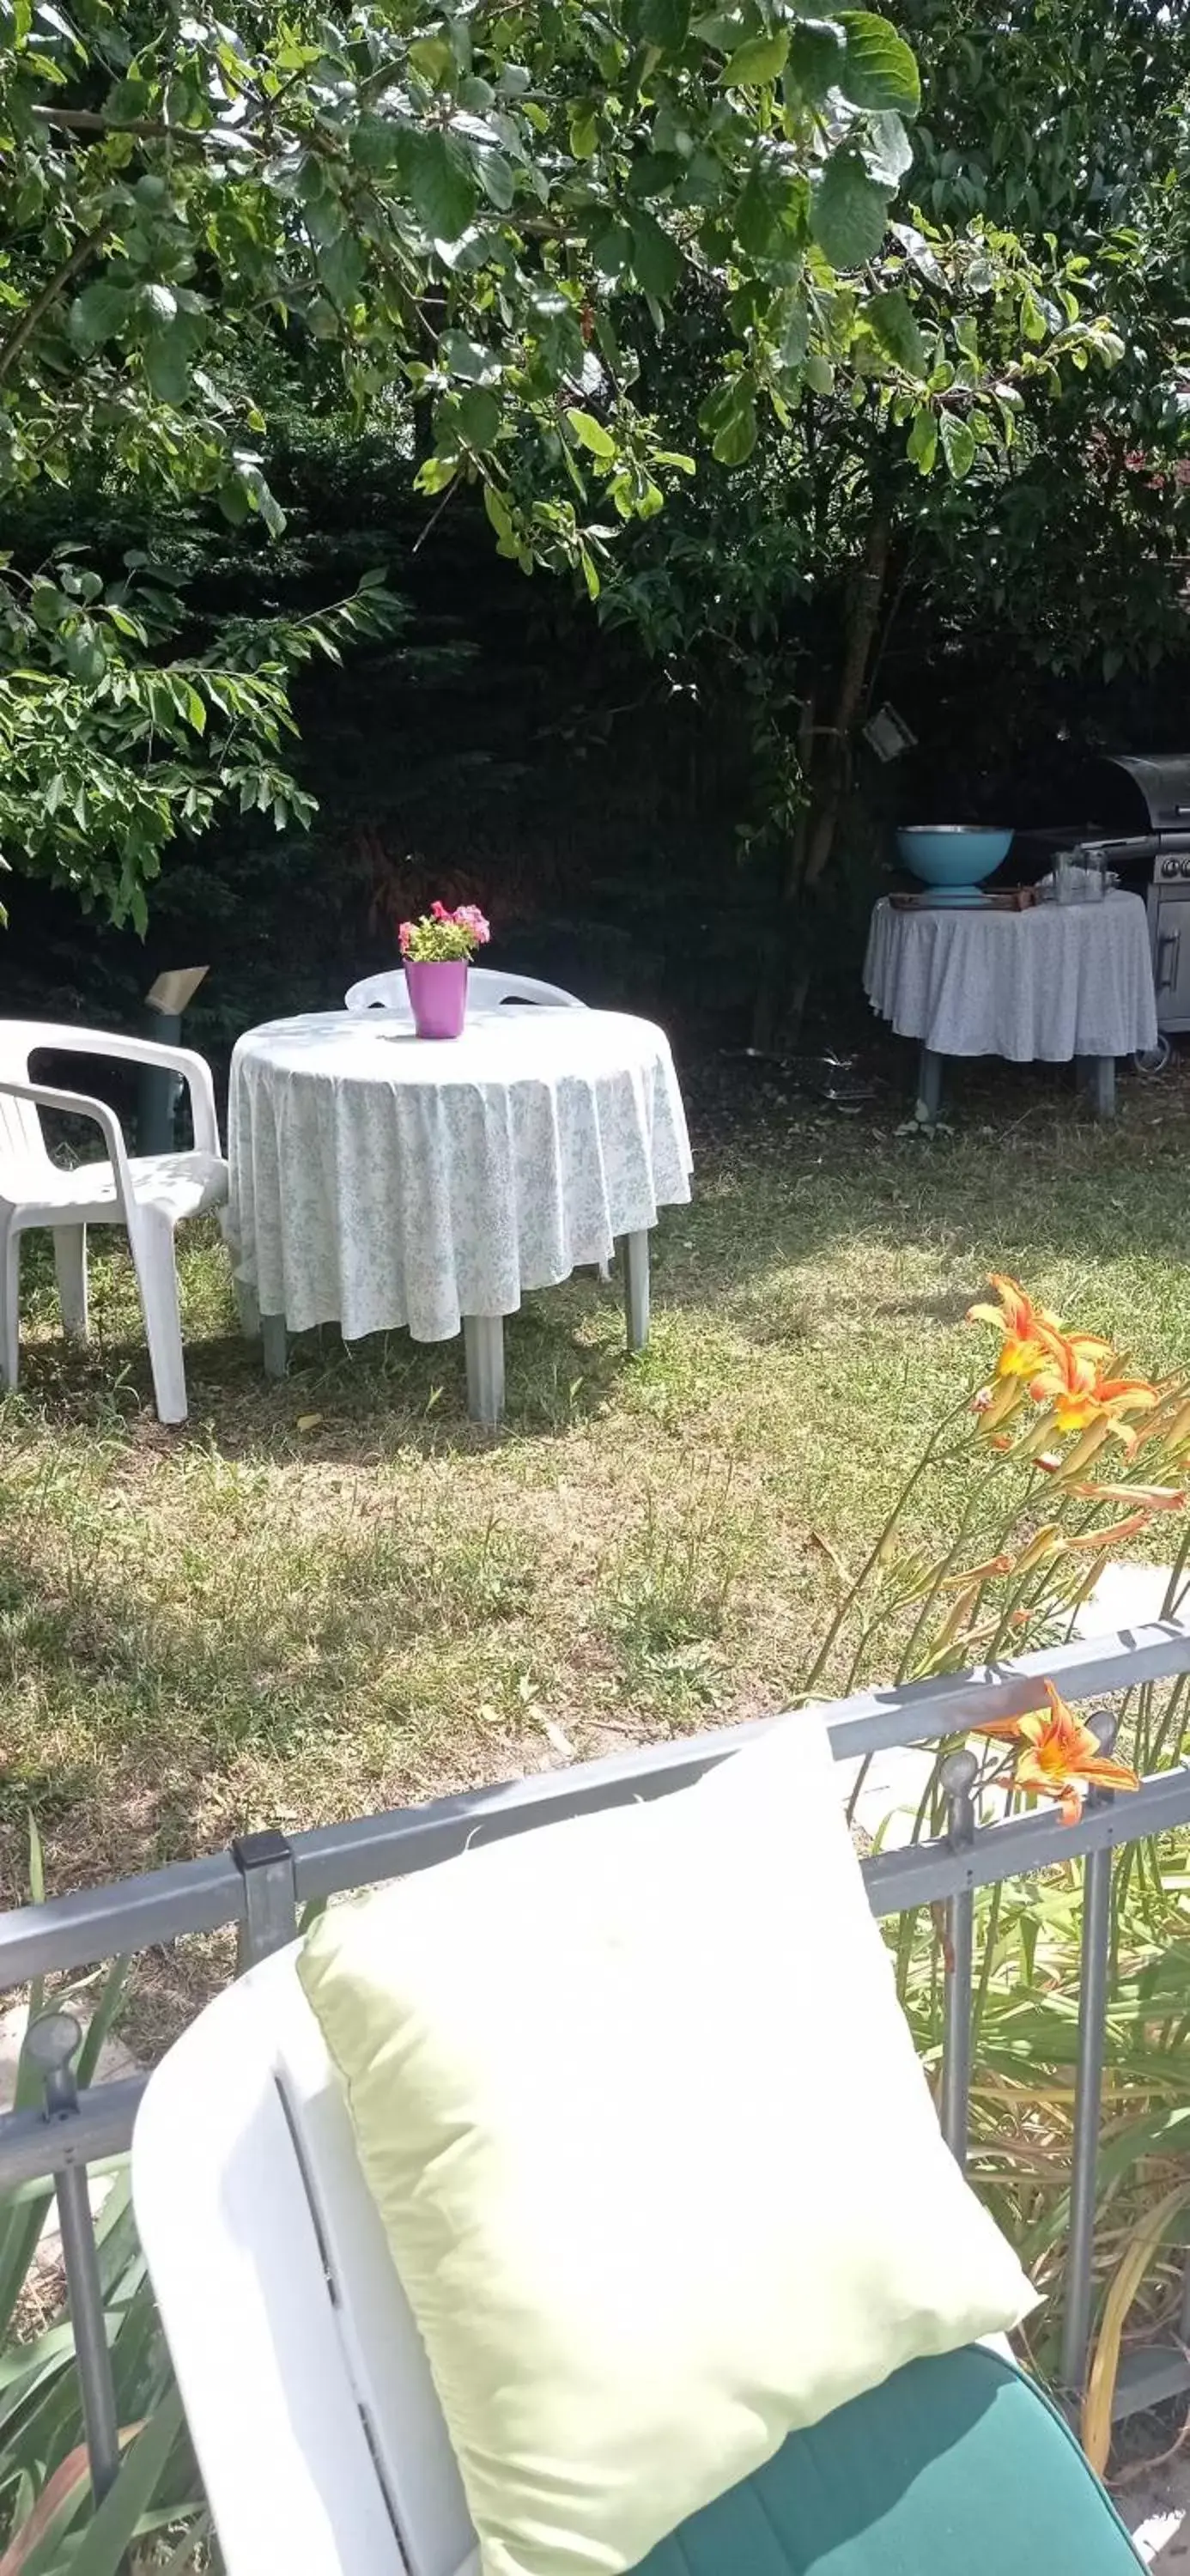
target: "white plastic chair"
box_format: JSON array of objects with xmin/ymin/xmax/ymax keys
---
[
  {"xmin": 0, "ymin": 1020, "xmax": 228, "ymax": 1425},
  {"xmin": 134, "ymin": 1943, "xmax": 475, "ymax": 2576},
  {"xmin": 344, "ymin": 968, "xmax": 586, "ymax": 1014}
]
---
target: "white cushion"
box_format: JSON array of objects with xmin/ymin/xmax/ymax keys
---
[{"xmin": 300, "ymin": 1718, "xmax": 1038, "ymax": 2576}]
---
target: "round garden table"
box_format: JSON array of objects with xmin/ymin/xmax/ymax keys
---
[
  {"xmin": 863, "ymin": 890, "xmax": 1159, "ymax": 1118},
  {"xmin": 227, "ymin": 1005, "xmax": 693, "ymax": 1422}
]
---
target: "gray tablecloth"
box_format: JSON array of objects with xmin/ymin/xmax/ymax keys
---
[
  {"xmin": 228, "ymin": 1006, "xmax": 692, "ymax": 1342},
  {"xmin": 863, "ymin": 892, "xmax": 1158, "ymax": 1060}
]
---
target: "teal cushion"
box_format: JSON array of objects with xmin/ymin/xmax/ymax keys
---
[{"xmin": 635, "ymin": 2348, "xmax": 1142, "ymax": 2575}]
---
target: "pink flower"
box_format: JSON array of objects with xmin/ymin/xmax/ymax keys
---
[{"xmin": 399, "ymin": 899, "xmax": 491, "ymax": 962}]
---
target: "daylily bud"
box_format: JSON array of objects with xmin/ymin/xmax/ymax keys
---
[
  {"xmin": 1047, "ymin": 1419, "xmax": 1114, "ymax": 1481},
  {"xmin": 1012, "ymin": 1525, "xmax": 1065, "ymax": 1575}
]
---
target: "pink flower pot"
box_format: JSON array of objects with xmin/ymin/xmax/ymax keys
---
[{"xmin": 404, "ymin": 959, "xmax": 469, "ymax": 1039}]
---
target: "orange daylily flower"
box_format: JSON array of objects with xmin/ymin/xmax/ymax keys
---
[
  {"xmin": 976, "ymin": 1680, "xmax": 1138, "ymax": 1825},
  {"xmin": 1066, "ymin": 1482, "xmax": 1187, "ymax": 1512},
  {"xmin": 1027, "ymin": 1338, "xmax": 1158, "ymax": 1449},
  {"xmin": 967, "ymin": 1275, "xmax": 1070, "ymax": 1379}
]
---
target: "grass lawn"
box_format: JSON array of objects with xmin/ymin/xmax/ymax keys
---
[{"xmin": 3, "ymin": 1043, "xmax": 1189, "ymax": 1949}]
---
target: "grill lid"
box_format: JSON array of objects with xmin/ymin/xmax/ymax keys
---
[{"xmin": 1100, "ymin": 755, "xmax": 1190, "ymax": 829}]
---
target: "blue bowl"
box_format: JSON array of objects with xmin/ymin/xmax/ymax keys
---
[{"xmin": 896, "ymin": 826, "xmax": 1013, "ymax": 887}]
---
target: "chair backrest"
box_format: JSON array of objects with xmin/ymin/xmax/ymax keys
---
[
  {"xmin": 344, "ymin": 969, "xmax": 586, "ymax": 1014},
  {"xmin": 132, "ymin": 1945, "xmax": 476, "ymax": 2576},
  {"xmin": 0, "ymin": 1021, "xmax": 56, "ymax": 1182}
]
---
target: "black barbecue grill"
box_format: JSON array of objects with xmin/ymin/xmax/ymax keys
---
[{"xmin": 1009, "ymin": 754, "xmax": 1190, "ymax": 1038}]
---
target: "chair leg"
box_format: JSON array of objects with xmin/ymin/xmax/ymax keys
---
[
  {"xmin": 0, "ymin": 1223, "xmax": 20, "ymax": 1393},
  {"xmin": 622, "ymin": 1230, "xmax": 651, "ymax": 1353},
  {"xmin": 463, "ymin": 1314, "xmax": 505, "ymax": 1425},
  {"xmin": 128, "ymin": 1210, "xmax": 189, "ymax": 1425},
  {"xmin": 52, "ymin": 1225, "xmax": 89, "ymax": 1342}
]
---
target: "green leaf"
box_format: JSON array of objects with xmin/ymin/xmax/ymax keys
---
[
  {"xmin": 863, "ymin": 109, "xmax": 914, "ymax": 186},
  {"xmin": 143, "ymin": 330, "xmax": 193, "ymax": 407},
  {"xmin": 786, "ymin": 18, "xmax": 846, "ymax": 101},
  {"xmin": 838, "ymin": 11, "xmax": 920, "ymax": 112},
  {"xmin": 938, "ymin": 411, "xmax": 975, "ymax": 477},
  {"xmin": 811, "ymin": 149, "xmax": 890, "ymax": 269},
  {"xmin": 567, "ymin": 407, "xmax": 616, "ymax": 458},
  {"xmin": 64, "ymin": 2388, "xmax": 187, "ymax": 2576},
  {"xmin": 137, "ymin": 283, "xmax": 177, "ymax": 327},
  {"xmin": 483, "ymin": 480, "xmax": 517, "ymax": 551},
  {"xmin": 475, "ymin": 148, "xmax": 514, "ymax": 210},
  {"xmin": 735, "ymin": 155, "xmax": 801, "ymax": 258},
  {"xmin": 409, "ymin": 33, "xmax": 453, "ymax": 85},
  {"xmin": 318, "ymin": 229, "xmax": 364, "ymax": 307},
  {"xmin": 440, "ymin": 329, "xmax": 501, "ymax": 384},
  {"xmin": 67, "ymin": 282, "xmax": 131, "ymax": 350},
  {"xmin": 458, "ymin": 386, "xmax": 501, "ymax": 447},
  {"xmin": 590, "ymin": 222, "xmax": 633, "ymax": 278},
  {"xmin": 398, "ymin": 129, "xmax": 477, "ymax": 242},
  {"xmin": 865, "ymin": 286, "xmax": 926, "ymax": 375},
  {"xmin": 414, "ymin": 452, "xmax": 458, "ymax": 492},
  {"xmin": 350, "ymin": 112, "xmax": 403, "ymax": 170},
  {"xmin": 906, "ymin": 405, "xmax": 938, "ymax": 471},
  {"xmin": 630, "ymin": 210, "xmax": 682, "ymax": 301},
  {"xmin": 721, "ymin": 27, "xmax": 789, "ymax": 85},
  {"xmin": 699, "ymin": 375, "xmax": 759, "ymax": 465},
  {"xmin": 628, "ymin": 151, "xmax": 683, "ymax": 200},
  {"xmin": 641, "ymin": 0, "xmax": 690, "ymax": 48},
  {"xmin": 218, "ymin": 475, "xmax": 251, "ymax": 526}
]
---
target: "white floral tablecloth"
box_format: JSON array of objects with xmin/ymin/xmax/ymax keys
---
[
  {"xmin": 863, "ymin": 891, "xmax": 1158, "ymax": 1060},
  {"xmin": 227, "ymin": 1007, "xmax": 693, "ymax": 1342}
]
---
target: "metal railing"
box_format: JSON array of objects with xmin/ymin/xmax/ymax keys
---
[{"xmin": 5, "ymin": 1616, "xmax": 1190, "ymax": 2515}]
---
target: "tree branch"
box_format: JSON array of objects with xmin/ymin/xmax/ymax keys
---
[
  {"xmin": 0, "ymin": 226, "xmax": 108, "ymax": 386},
  {"xmin": 31, "ymin": 105, "xmax": 263, "ymax": 149}
]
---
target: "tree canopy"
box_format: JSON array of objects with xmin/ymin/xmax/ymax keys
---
[{"xmin": 0, "ymin": 0, "xmax": 1171, "ymax": 939}]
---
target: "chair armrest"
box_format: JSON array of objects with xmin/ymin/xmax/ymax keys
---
[
  {"xmin": 0, "ymin": 1079, "xmax": 138, "ymax": 1222},
  {"xmin": 27, "ymin": 1029, "xmax": 222, "ymax": 1157}
]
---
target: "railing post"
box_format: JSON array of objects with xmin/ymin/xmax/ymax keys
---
[
  {"xmin": 1060, "ymin": 1707, "xmax": 1118, "ymax": 2398},
  {"xmin": 232, "ymin": 1830, "xmax": 298, "ymax": 1971},
  {"xmin": 939, "ymin": 1747, "xmax": 979, "ymax": 2168},
  {"xmin": 26, "ymin": 2013, "xmax": 122, "ymax": 2506}
]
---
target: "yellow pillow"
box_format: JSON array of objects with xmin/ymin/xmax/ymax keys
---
[{"xmin": 299, "ymin": 1720, "xmax": 1036, "ymax": 2576}]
